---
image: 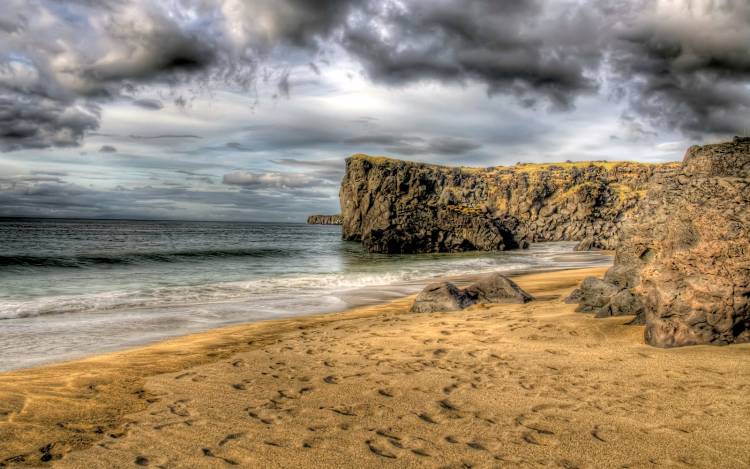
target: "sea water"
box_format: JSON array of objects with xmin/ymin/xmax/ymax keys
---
[{"xmin": 0, "ymin": 218, "xmax": 611, "ymax": 371}]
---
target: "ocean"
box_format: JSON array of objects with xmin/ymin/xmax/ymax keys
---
[{"xmin": 0, "ymin": 218, "xmax": 612, "ymax": 371}]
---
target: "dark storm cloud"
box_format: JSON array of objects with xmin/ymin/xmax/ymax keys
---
[
  {"xmin": 342, "ymin": 0, "xmax": 603, "ymax": 110},
  {"xmin": 605, "ymin": 1, "xmax": 750, "ymax": 136},
  {"xmin": 277, "ymin": 71, "xmax": 291, "ymax": 98},
  {"xmin": 225, "ymin": 142, "xmax": 255, "ymax": 152},
  {"xmin": 0, "ymin": 0, "xmax": 366, "ymax": 150},
  {"xmin": 132, "ymin": 99, "xmax": 164, "ymax": 110},
  {"xmin": 1, "ymin": 0, "xmax": 749, "ymax": 153},
  {"xmin": 0, "ymin": 0, "xmax": 222, "ymax": 150},
  {"xmin": 0, "ymin": 96, "xmax": 100, "ymax": 152}
]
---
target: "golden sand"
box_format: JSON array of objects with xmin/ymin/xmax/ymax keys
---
[{"xmin": 0, "ymin": 267, "xmax": 748, "ymax": 468}]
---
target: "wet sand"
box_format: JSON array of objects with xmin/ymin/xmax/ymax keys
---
[{"xmin": 0, "ymin": 267, "xmax": 748, "ymax": 468}]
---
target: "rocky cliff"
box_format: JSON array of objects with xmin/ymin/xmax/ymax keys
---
[
  {"xmin": 340, "ymin": 154, "xmax": 677, "ymax": 253},
  {"xmin": 568, "ymin": 137, "xmax": 750, "ymax": 347},
  {"xmin": 307, "ymin": 214, "xmax": 343, "ymax": 225}
]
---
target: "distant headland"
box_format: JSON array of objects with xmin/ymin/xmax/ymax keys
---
[{"xmin": 306, "ymin": 214, "xmax": 342, "ymax": 225}]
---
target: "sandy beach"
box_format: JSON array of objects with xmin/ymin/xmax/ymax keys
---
[{"xmin": 1, "ymin": 267, "xmax": 748, "ymax": 468}]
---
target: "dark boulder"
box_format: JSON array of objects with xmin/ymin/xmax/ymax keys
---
[
  {"xmin": 464, "ymin": 273, "xmax": 533, "ymax": 304},
  {"xmin": 411, "ymin": 273, "xmax": 534, "ymax": 313},
  {"xmin": 411, "ymin": 281, "xmax": 471, "ymax": 313},
  {"xmin": 565, "ymin": 277, "xmax": 619, "ymax": 313}
]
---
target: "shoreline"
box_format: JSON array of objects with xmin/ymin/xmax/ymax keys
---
[
  {"xmin": 1, "ymin": 244, "xmax": 613, "ymax": 373},
  {"xmin": 1, "ymin": 266, "xmax": 748, "ymax": 467}
]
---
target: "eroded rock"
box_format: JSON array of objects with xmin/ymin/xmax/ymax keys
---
[
  {"xmin": 464, "ymin": 273, "xmax": 533, "ymax": 304},
  {"xmin": 340, "ymin": 155, "xmax": 676, "ymax": 254},
  {"xmin": 307, "ymin": 214, "xmax": 343, "ymax": 225},
  {"xmin": 565, "ymin": 277, "xmax": 619, "ymax": 313},
  {"xmin": 411, "ymin": 281, "xmax": 472, "ymax": 313},
  {"xmin": 571, "ymin": 137, "xmax": 750, "ymax": 347},
  {"xmin": 411, "ymin": 273, "xmax": 533, "ymax": 313}
]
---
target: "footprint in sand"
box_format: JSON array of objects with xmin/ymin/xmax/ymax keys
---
[
  {"xmin": 365, "ymin": 440, "xmax": 397, "ymax": 459},
  {"xmin": 168, "ymin": 400, "xmax": 192, "ymax": 417},
  {"xmin": 467, "ymin": 441, "xmax": 488, "ymax": 451},
  {"xmin": 515, "ymin": 414, "xmax": 557, "ymax": 446},
  {"xmin": 202, "ymin": 448, "xmax": 238, "ymax": 465},
  {"xmin": 219, "ymin": 433, "xmax": 244, "ymax": 446},
  {"xmin": 438, "ymin": 399, "xmax": 459, "ymax": 412},
  {"xmin": 417, "ymin": 413, "xmax": 438, "ymax": 424},
  {"xmin": 246, "ymin": 409, "xmax": 275, "ymax": 425},
  {"xmin": 591, "ymin": 424, "xmax": 616, "ymax": 442},
  {"xmin": 442, "ymin": 382, "xmax": 459, "ymax": 395}
]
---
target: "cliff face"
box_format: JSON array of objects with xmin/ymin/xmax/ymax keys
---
[
  {"xmin": 340, "ymin": 155, "xmax": 676, "ymax": 254},
  {"xmin": 569, "ymin": 137, "xmax": 750, "ymax": 347},
  {"xmin": 307, "ymin": 214, "xmax": 343, "ymax": 225}
]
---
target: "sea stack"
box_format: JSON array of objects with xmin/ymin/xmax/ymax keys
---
[{"xmin": 307, "ymin": 214, "xmax": 343, "ymax": 225}]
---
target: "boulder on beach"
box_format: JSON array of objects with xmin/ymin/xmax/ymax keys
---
[
  {"xmin": 565, "ymin": 277, "xmax": 619, "ymax": 312},
  {"xmin": 411, "ymin": 273, "xmax": 533, "ymax": 313},
  {"xmin": 411, "ymin": 281, "xmax": 471, "ymax": 313},
  {"xmin": 464, "ymin": 273, "xmax": 533, "ymax": 304}
]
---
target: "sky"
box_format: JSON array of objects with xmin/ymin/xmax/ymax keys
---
[{"xmin": 1, "ymin": 0, "xmax": 749, "ymax": 222}]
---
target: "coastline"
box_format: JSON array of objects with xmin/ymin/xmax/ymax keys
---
[
  {"xmin": 0, "ymin": 235, "xmax": 613, "ymax": 373},
  {"xmin": 1, "ymin": 266, "xmax": 748, "ymax": 467}
]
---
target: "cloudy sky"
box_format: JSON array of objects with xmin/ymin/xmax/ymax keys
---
[{"xmin": 1, "ymin": 0, "xmax": 748, "ymax": 221}]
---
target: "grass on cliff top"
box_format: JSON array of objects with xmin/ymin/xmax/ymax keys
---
[{"xmin": 349, "ymin": 153, "xmax": 663, "ymax": 172}]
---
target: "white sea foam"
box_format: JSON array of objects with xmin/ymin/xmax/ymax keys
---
[{"xmin": 0, "ymin": 261, "xmax": 533, "ymax": 320}]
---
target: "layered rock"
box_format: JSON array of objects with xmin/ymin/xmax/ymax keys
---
[
  {"xmin": 340, "ymin": 154, "xmax": 676, "ymax": 254},
  {"xmin": 411, "ymin": 273, "xmax": 533, "ymax": 313},
  {"xmin": 568, "ymin": 137, "xmax": 750, "ymax": 347},
  {"xmin": 307, "ymin": 214, "xmax": 343, "ymax": 225}
]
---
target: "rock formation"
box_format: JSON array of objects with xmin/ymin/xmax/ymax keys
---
[
  {"xmin": 411, "ymin": 273, "xmax": 533, "ymax": 313},
  {"xmin": 307, "ymin": 214, "xmax": 343, "ymax": 225},
  {"xmin": 340, "ymin": 154, "xmax": 677, "ymax": 254},
  {"xmin": 411, "ymin": 282, "xmax": 472, "ymax": 313},
  {"xmin": 568, "ymin": 137, "xmax": 750, "ymax": 347}
]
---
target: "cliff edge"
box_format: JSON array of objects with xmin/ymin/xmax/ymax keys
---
[{"xmin": 340, "ymin": 154, "xmax": 677, "ymax": 254}]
